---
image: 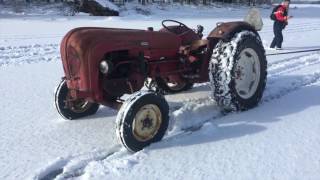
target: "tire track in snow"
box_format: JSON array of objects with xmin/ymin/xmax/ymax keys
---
[
  {"xmin": 172, "ymin": 53, "xmax": 320, "ymax": 132},
  {"xmin": 34, "ymin": 146, "xmax": 122, "ymax": 180},
  {"xmin": 0, "ymin": 44, "xmax": 60, "ymax": 67},
  {"xmin": 35, "ymin": 74, "xmax": 320, "ymax": 180},
  {"xmin": 32, "ymin": 51, "xmax": 320, "ymax": 180},
  {"xmin": 260, "ymin": 22, "xmax": 320, "ymax": 34},
  {"xmin": 0, "ymin": 34, "xmax": 64, "ymax": 40},
  {"xmin": 268, "ymin": 52, "xmax": 320, "ymax": 76},
  {"xmin": 268, "ymin": 53, "xmax": 316, "ymax": 67}
]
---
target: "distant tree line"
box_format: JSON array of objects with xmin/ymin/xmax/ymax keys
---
[
  {"xmin": 135, "ymin": 0, "xmax": 272, "ymax": 6},
  {"xmin": 114, "ymin": 0, "xmax": 272, "ymax": 6},
  {"xmin": 0, "ymin": 0, "xmax": 120, "ymax": 16},
  {"xmin": 0, "ymin": 0, "xmax": 272, "ymax": 6}
]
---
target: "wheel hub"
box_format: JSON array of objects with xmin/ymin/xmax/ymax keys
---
[
  {"xmin": 141, "ymin": 117, "xmax": 153, "ymax": 130},
  {"xmin": 132, "ymin": 104, "xmax": 162, "ymax": 142},
  {"xmin": 235, "ymin": 48, "xmax": 261, "ymax": 99}
]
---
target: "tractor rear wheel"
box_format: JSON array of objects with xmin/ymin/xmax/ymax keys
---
[
  {"xmin": 209, "ymin": 31, "xmax": 267, "ymax": 111},
  {"xmin": 54, "ymin": 79, "xmax": 99, "ymax": 120}
]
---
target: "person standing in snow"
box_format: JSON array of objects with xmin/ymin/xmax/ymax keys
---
[{"xmin": 270, "ymin": 0, "xmax": 292, "ymax": 50}]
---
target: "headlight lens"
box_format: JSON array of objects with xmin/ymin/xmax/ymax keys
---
[{"xmin": 99, "ymin": 60, "xmax": 109, "ymax": 74}]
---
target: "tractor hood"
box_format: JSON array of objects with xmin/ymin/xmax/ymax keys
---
[
  {"xmin": 61, "ymin": 27, "xmax": 150, "ymax": 66},
  {"xmin": 61, "ymin": 27, "xmax": 181, "ymax": 62},
  {"xmin": 60, "ymin": 27, "xmax": 181, "ymax": 100}
]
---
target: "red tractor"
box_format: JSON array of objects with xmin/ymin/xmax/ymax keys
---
[{"xmin": 55, "ymin": 20, "xmax": 267, "ymax": 152}]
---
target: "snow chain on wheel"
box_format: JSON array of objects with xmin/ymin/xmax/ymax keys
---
[
  {"xmin": 116, "ymin": 91, "xmax": 169, "ymax": 152},
  {"xmin": 209, "ymin": 31, "xmax": 267, "ymax": 111}
]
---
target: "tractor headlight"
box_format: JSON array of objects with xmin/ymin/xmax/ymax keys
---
[{"xmin": 99, "ymin": 60, "xmax": 109, "ymax": 74}]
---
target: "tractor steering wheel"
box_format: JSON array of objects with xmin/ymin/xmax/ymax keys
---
[{"xmin": 162, "ymin": 19, "xmax": 192, "ymax": 35}]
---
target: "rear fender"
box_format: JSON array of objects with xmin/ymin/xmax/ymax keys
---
[
  {"xmin": 197, "ymin": 22, "xmax": 259, "ymax": 82},
  {"xmin": 207, "ymin": 21, "xmax": 258, "ymax": 42}
]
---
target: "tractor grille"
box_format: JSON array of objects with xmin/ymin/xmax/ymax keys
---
[{"xmin": 67, "ymin": 46, "xmax": 81, "ymax": 77}]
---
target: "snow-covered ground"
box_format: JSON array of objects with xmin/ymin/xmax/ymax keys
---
[{"xmin": 0, "ymin": 4, "xmax": 320, "ymax": 180}]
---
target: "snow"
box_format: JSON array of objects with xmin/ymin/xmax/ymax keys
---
[
  {"xmin": 0, "ymin": 4, "xmax": 320, "ymax": 180},
  {"xmin": 0, "ymin": 3, "xmax": 78, "ymax": 17},
  {"xmin": 95, "ymin": 0, "xmax": 119, "ymax": 11}
]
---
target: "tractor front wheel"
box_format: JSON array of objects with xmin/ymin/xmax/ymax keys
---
[
  {"xmin": 54, "ymin": 79, "xmax": 99, "ymax": 120},
  {"xmin": 116, "ymin": 91, "xmax": 169, "ymax": 152}
]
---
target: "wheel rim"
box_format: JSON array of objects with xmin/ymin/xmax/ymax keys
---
[
  {"xmin": 166, "ymin": 82, "xmax": 187, "ymax": 91},
  {"xmin": 132, "ymin": 104, "xmax": 162, "ymax": 142},
  {"xmin": 234, "ymin": 48, "xmax": 261, "ymax": 99},
  {"xmin": 70, "ymin": 99, "xmax": 92, "ymax": 113},
  {"xmin": 65, "ymin": 92, "xmax": 93, "ymax": 113}
]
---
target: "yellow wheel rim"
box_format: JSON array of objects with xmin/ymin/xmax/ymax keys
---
[{"xmin": 132, "ymin": 104, "xmax": 162, "ymax": 142}]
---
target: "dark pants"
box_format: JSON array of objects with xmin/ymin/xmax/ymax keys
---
[{"xmin": 270, "ymin": 22, "xmax": 284, "ymax": 48}]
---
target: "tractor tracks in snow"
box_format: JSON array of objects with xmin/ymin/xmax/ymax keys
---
[
  {"xmin": 0, "ymin": 44, "xmax": 60, "ymax": 67},
  {"xmin": 170, "ymin": 52, "xmax": 320, "ymax": 134},
  {"xmin": 173, "ymin": 52, "xmax": 320, "ymax": 132},
  {"xmin": 268, "ymin": 52, "xmax": 320, "ymax": 76},
  {"xmin": 33, "ymin": 51, "xmax": 320, "ymax": 180},
  {"xmin": 34, "ymin": 146, "xmax": 123, "ymax": 180},
  {"xmin": 260, "ymin": 21, "xmax": 320, "ymax": 35}
]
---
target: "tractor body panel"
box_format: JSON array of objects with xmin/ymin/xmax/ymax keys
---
[
  {"xmin": 208, "ymin": 21, "xmax": 257, "ymax": 40},
  {"xmin": 61, "ymin": 27, "xmax": 184, "ymax": 103}
]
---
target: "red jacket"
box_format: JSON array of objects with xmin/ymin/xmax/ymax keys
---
[{"xmin": 275, "ymin": 5, "xmax": 288, "ymax": 22}]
